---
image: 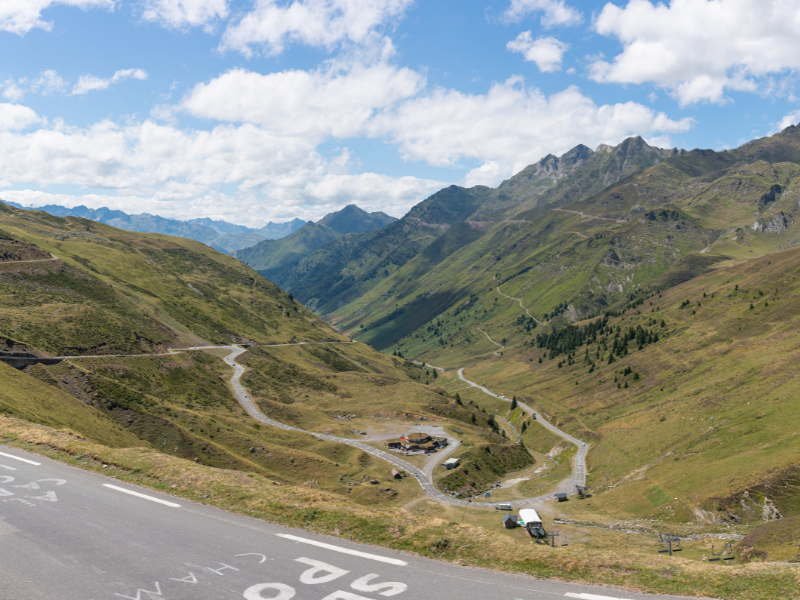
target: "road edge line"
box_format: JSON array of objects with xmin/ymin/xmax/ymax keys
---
[
  {"xmin": 276, "ymin": 533, "xmax": 408, "ymax": 566},
  {"xmin": 103, "ymin": 483, "xmax": 181, "ymax": 507},
  {"xmin": 0, "ymin": 451, "xmax": 41, "ymax": 465}
]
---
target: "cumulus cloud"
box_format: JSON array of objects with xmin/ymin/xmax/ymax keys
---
[
  {"xmin": 181, "ymin": 62, "xmax": 424, "ymax": 138},
  {"xmin": 141, "ymin": 0, "xmax": 229, "ymax": 30},
  {"xmin": 0, "ymin": 175, "xmax": 443, "ymax": 224},
  {"xmin": 502, "ymin": 0, "xmax": 582, "ymax": 27},
  {"xmin": 0, "ymin": 0, "xmax": 113, "ymax": 35},
  {"xmin": 297, "ymin": 172, "xmax": 444, "ymax": 217},
  {"xmin": 0, "ymin": 80, "xmax": 25, "ymax": 102},
  {"xmin": 771, "ymin": 111, "xmax": 800, "ymax": 134},
  {"xmin": 0, "ymin": 110, "xmax": 444, "ymax": 223},
  {"xmin": 0, "ymin": 104, "xmax": 41, "ymax": 131},
  {"xmin": 507, "ymin": 33, "xmax": 568, "ymax": 72},
  {"xmin": 31, "ymin": 70, "xmax": 68, "ymax": 95},
  {"xmin": 2, "ymin": 70, "xmax": 66, "ymax": 101},
  {"xmin": 369, "ymin": 77, "xmax": 693, "ymax": 186},
  {"xmin": 72, "ymin": 68, "xmax": 148, "ymax": 95},
  {"xmin": 220, "ymin": 0, "xmax": 413, "ymax": 56},
  {"xmin": 590, "ymin": 0, "xmax": 800, "ymax": 106}
]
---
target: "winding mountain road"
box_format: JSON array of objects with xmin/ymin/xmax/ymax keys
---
[
  {"xmin": 53, "ymin": 343, "xmax": 588, "ymax": 508},
  {"xmin": 457, "ymin": 368, "xmax": 587, "ymax": 492},
  {"xmin": 212, "ymin": 346, "xmax": 588, "ymax": 508}
]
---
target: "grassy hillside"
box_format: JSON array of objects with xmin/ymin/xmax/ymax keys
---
[
  {"xmin": 0, "ymin": 200, "xmax": 528, "ymax": 505},
  {"xmin": 0, "ymin": 200, "xmax": 332, "ymax": 354},
  {"xmin": 0, "ymin": 360, "xmax": 143, "ymax": 448},
  {"xmin": 420, "ymin": 246, "xmax": 800, "ymax": 528}
]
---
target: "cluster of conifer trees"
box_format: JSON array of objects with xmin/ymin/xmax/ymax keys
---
[{"xmin": 531, "ymin": 315, "xmax": 661, "ymax": 360}]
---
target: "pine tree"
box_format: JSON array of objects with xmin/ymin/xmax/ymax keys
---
[
  {"xmin": 455, "ymin": 393, "xmax": 462, "ymax": 405},
  {"xmin": 511, "ymin": 397, "xmax": 518, "ymax": 410}
]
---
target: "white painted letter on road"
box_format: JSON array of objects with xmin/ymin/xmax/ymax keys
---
[
  {"xmin": 114, "ymin": 582, "xmax": 162, "ymax": 600},
  {"xmin": 296, "ymin": 558, "xmax": 349, "ymax": 585},
  {"xmin": 29, "ymin": 491, "xmax": 57, "ymax": 502},
  {"xmin": 320, "ymin": 592, "xmax": 374, "ymax": 600},
  {"xmin": 351, "ymin": 574, "xmax": 407, "ymax": 597},
  {"xmin": 243, "ymin": 583, "xmax": 296, "ymax": 600}
]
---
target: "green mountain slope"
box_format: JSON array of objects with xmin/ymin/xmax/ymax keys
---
[
  {"xmin": 274, "ymin": 138, "xmax": 676, "ymax": 320},
  {"xmin": 234, "ymin": 204, "xmax": 396, "ymax": 274},
  {"xmin": 332, "ymin": 126, "xmax": 800, "ymax": 354},
  {"xmin": 453, "ymin": 245, "xmax": 800, "ymax": 528},
  {"xmin": 267, "ymin": 185, "xmax": 493, "ymax": 313},
  {"xmin": 0, "ymin": 202, "xmax": 330, "ymax": 354},
  {"xmin": 0, "ymin": 201, "xmax": 524, "ymax": 505}
]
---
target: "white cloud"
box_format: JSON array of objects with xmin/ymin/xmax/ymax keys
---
[
  {"xmin": 0, "ymin": 104, "xmax": 41, "ymax": 131},
  {"xmin": 1, "ymin": 79, "xmax": 25, "ymax": 102},
  {"xmin": 0, "ymin": 175, "xmax": 443, "ymax": 224},
  {"xmin": 220, "ymin": 0, "xmax": 413, "ymax": 57},
  {"xmin": 1, "ymin": 70, "xmax": 66, "ymax": 101},
  {"xmin": 502, "ymin": 0, "xmax": 582, "ymax": 27},
  {"xmin": 72, "ymin": 68, "xmax": 148, "ymax": 95},
  {"xmin": 297, "ymin": 172, "xmax": 444, "ymax": 217},
  {"xmin": 370, "ymin": 78, "xmax": 693, "ymax": 186},
  {"xmin": 181, "ymin": 62, "xmax": 424, "ymax": 138},
  {"xmin": 31, "ymin": 70, "xmax": 67, "ymax": 95},
  {"xmin": 772, "ymin": 111, "xmax": 800, "ymax": 134},
  {"xmin": 0, "ymin": 0, "xmax": 113, "ymax": 35},
  {"xmin": 507, "ymin": 33, "xmax": 568, "ymax": 72},
  {"xmin": 0, "ymin": 108, "xmax": 444, "ymax": 223},
  {"xmin": 141, "ymin": 0, "xmax": 229, "ymax": 30},
  {"xmin": 590, "ymin": 0, "xmax": 800, "ymax": 106}
]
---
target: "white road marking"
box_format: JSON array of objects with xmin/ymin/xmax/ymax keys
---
[
  {"xmin": 565, "ymin": 593, "xmax": 633, "ymax": 600},
  {"xmin": 276, "ymin": 534, "xmax": 408, "ymax": 566},
  {"xmin": 29, "ymin": 491, "xmax": 58, "ymax": 502},
  {"xmin": 0, "ymin": 465, "xmax": 16, "ymax": 470},
  {"xmin": 103, "ymin": 484, "xmax": 181, "ymax": 508},
  {"xmin": 0, "ymin": 452, "xmax": 41, "ymax": 465}
]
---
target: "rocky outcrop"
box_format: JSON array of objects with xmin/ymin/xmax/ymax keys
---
[
  {"xmin": 757, "ymin": 184, "xmax": 783, "ymax": 210},
  {"xmin": 751, "ymin": 211, "xmax": 792, "ymax": 234}
]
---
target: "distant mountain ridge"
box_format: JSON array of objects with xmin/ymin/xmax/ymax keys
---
[
  {"xmin": 234, "ymin": 204, "xmax": 398, "ymax": 274},
  {"xmin": 267, "ymin": 136, "xmax": 680, "ymax": 318},
  {"xmin": 0, "ymin": 201, "xmax": 305, "ymax": 253},
  {"xmin": 330, "ymin": 126, "xmax": 800, "ymax": 352}
]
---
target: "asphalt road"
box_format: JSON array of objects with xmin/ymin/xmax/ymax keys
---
[{"xmin": 0, "ymin": 446, "xmax": 688, "ymax": 600}]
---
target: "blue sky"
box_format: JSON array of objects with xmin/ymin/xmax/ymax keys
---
[{"xmin": 0, "ymin": 0, "xmax": 798, "ymax": 226}]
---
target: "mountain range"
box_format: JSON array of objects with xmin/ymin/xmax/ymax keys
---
[
  {"xmin": 0, "ymin": 201, "xmax": 305, "ymax": 254},
  {"xmin": 265, "ymin": 136, "xmax": 682, "ymax": 328},
  {"xmin": 234, "ymin": 204, "xmax": 397, "ymax": 274},
  {"xmin": 261, "ymin": 129, "xmax": 800, "ymax": 354}
]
